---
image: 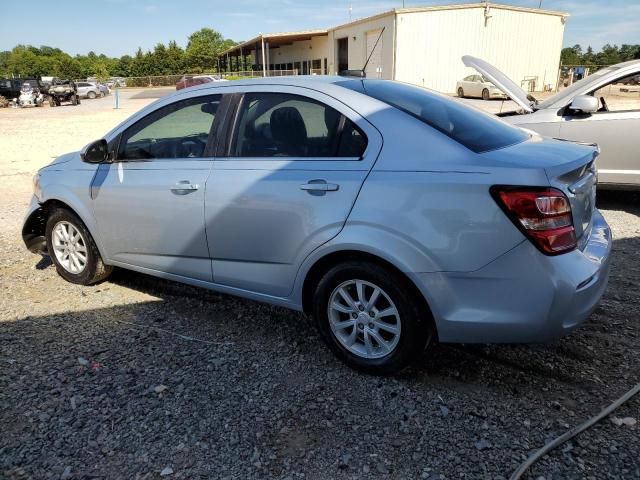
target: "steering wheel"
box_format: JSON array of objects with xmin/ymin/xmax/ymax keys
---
[
  {"xmin": 599, "ymin": 96, "xmax": 609, "ymax": 112},
  {"xmin": 174, "ymin": 136, "xmax": 207, "ymax": 158}
]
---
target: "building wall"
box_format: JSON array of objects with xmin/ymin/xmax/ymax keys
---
[
  {"xmin": 326, "ymin": 14, "xmax": 396, "ymax": 79},
  {"xmin": 395, "ymin": 6, "xmax": 565, "ymax": 92},
  {"xmin": 269, "ymin": 35, "xmax": 329, "ymax": 72}
]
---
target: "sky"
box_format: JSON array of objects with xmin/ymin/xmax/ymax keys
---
[{"xmin": 0, "ymin": 0, "xmax": 638, "ymax": 57}]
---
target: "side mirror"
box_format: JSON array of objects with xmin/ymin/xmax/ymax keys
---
[
  {"xmin": 81, "ymin": 139, "xmax": 109, "ymax": 163},
  {"xmin": 569, "ymin": 95, "xmax": 599, "ymax": 114}
]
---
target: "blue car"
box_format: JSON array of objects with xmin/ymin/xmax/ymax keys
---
[{"xmin": 22, "ymin": 76, "xmax": 611, "ymax": 374}]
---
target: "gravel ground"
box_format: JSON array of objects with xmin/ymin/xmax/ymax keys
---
[{"xmin": 0, "ymin": 91, "xmax": 639, "ymax": 480}]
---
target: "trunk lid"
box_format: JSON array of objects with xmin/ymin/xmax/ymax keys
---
[
  {"xmin": 545, "ymin": 139, "xmax": 599, "ymax": 244},
  {"xmin": 462, "ymin": 55, "xmax": 535, "ymax": 113},
  {"xmin": 481, "ymin": 136, "xmax": 599, "ymax": 244}
]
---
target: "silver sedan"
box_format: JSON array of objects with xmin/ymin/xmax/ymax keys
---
[
  {"xmin": 23, "ymin": 76, "xmax": 611, "ymax": 374},
  {"xmin": 464, "ymin": 55, "xmax": 640, "ymax": 188}
]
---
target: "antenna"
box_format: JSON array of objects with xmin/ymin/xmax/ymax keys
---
[{"xmin": 362, "ymin": 27, "xmax": 385, "ymax": 73}]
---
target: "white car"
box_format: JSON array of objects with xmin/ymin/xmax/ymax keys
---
[
  {"xmin": 75, "ymin": 82, "xmax": 101, "ymax": 99},
  {"xmin": 456, "ymin": 74, "xmax": 507, "ymax": 100}
]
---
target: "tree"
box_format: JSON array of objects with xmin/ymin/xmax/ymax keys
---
[
  {"xmin": 58, "ymin": 57, "xmax": 82, "ymax": 80},
  {"xmin": 560, "ymin": 45, "xmax": 582, "ymax": 65},
  {"xmin": 166, "ymin": 40, "xmax": 185, "ymax": 74},
  {"xmin": 186, "ymin": 28, "xmax": 234, "ymax": 72}
]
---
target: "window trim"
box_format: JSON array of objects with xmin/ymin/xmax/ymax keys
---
[
  {"xmin": 115, "ymin": 93, "xmax": 224, "ymax": 162},
  {"xmin": 222, "ymin": 91, "xmax": 368, "ymax": 161}
]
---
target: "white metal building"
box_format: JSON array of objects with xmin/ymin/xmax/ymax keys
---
[{"xmin": 219, "ymin": 2, "xmax": 567, "ymax": 92}]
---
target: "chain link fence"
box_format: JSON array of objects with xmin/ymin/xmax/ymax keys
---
[{"xmin": 118, "ymin": 70, "xmax": 300, "ymax": 88}]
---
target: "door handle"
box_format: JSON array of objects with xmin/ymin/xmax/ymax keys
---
[
  {"xmin": 170, "ymin": 181, "xmax": 199, "ymax": 195},
  {"xmin": 300, "ymin": 179, "xmax": 339, "ymax": 195}
]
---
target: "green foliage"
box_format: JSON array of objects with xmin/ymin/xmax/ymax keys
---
[
  {"xmin": 186, "ymin": 28, "xmax": 230, "ymax": 73},
  {"xmin": 561, "ymin": 43, "xmax": 640, "ymax": 66},
  {"xmin": 0, "ymin": 28, "xmax": 237, "ymax": 79}
]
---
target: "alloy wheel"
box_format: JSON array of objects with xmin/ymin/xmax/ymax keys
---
[
  {"xmin": 51, "ymin": 221, "xmax": 88, "ymax": 274},
  {"xmin": 327, "ymin": 279, "xmax": 401, "ymax": 359}
]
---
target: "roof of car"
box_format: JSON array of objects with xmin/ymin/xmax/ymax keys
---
[{"xmin": 212, "ymin": 75, "xmax": 348, "ymax": 87}]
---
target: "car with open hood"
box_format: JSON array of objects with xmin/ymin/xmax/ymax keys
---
[{"xmin": 463, "ymin": 55, "xmax": 640, "ymax": 188}]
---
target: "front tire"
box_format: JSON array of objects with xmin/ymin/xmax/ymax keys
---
[
  {"xmin": 482, "ymin": 88, "xmax": 490, "ymax": 101},
  {"xmin": 45, "ymin": 208, "xmax": 112, "ymax": 285},
  {"xmin": 457, "ymin": 87, "xmax": 464, "ymax": 98},
  {"xmin": 313, "ymin": 261, "xmax": 433, "ymax": 375},
  {"xmin": 88, "ymin": 91, "xmax": 96, "ymax": 99}
]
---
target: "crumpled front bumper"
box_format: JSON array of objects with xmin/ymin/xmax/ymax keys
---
[{"xmin": 22, "ymin": 195, "xmax": 48, "ymax": 254}]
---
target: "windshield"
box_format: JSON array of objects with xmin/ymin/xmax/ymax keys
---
[
  {"xmin": 339, "ymin": 79, "xmax": 529, "ymax": 153},
  {"xmin": 21, "ymin": 83, "xmax": 32, "ymax": 92},
  {"xmin": 537, "ymin": 65, "xmax": 624, "ymax": 109}
]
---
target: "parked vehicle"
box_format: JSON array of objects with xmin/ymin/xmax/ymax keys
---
[
  {"xmin": 48, "ymin": 80, "xmax": 80, "ymax": 106},
  {"xmin": 456, "ymin": 74, "xmax": 506, "ymax": 100},
  {"xmin": 0, "ymin": 78, "xmax": 45, "ymax": 100},
  {"xmin": 18, "ymin": 82, "xmax": 45, "ymax": 107},
  {"xmin": 175, "ymin": 75, "xmax": 227, "ymax": 90},
  {"xmin": 22, "ymin": 76, "xmax": 611, "ymax": 374},
  {"xmin": 464, "ymin": 55, "xmax": 640, "ymax": 188},
  {"xmin": 75, "ymin": 81, "xmax": 101, "ymax": 99},
  {"xmin": 97, "ymin": 83, "xmax": 110, "ymax": 96}
]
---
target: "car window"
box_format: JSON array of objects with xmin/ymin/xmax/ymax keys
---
[
  {"xmin": 118, "ymin": 95, "xmax": 221, "ymax": 160},
  {"xmin": 592, "ymin": 73, "xmax": 640, "ymax": 112},
  {"xmin": 230, "ymin": 92, "xmax": 367, "ymax": 158},
  {"xmin": 340, "ymin": 79, "xmax": 529, "ymax": 153},
  {"xmin": 463, "ymin": 75, "xmax": 473, "ymax": 81}
]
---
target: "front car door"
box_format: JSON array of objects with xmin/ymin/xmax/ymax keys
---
[
  {"xmin": 558, "ymin": 69, "xmax": 640, "ymax": 186},
  {"xmin": 91, "ymin": 92, "xmax": 223, "ymax": 281},
  {"xmin": 205, "ymin": 86, "xmax": 382, "ymax": 297}
]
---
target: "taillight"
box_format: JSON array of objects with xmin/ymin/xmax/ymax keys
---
[{"xmin": 490, "ymin": 186, "xmax": 576, "ymax": 255}]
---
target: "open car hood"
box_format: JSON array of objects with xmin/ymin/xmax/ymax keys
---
[{"xmin": 462, "ymin": 55, "xmax": 534, "ymax": 113}]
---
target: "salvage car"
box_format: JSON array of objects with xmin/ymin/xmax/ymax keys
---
[
  {"xmin": 456, "ymin": 74, "xmax": 506, "ymax": 100},
  {"xmin": 22, "ymin": 76, "xmax": 611, "ymax": 374},
  {"xmin": 76, "ymin": 81, "xmax": 101, "ymax": 99},
  {"xmin": 464, "ymin": 55, "xmax": 640, "ymax": 188}
]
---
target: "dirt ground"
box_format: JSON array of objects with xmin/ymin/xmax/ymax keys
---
[{"xmin": 0, "ymin": 89, "xmax": 639, "ymax": 480}]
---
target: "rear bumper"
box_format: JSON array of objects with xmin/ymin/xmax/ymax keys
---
[{"xmin": 411, "ymin": 209, "xmax": 612, "ymax": 343}]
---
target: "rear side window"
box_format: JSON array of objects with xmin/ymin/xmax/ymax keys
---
[
  {"xmin": 341, "ymin": 79, "xmax": 528, "ymax": 153},
  {"xmin": 230, "ymin": 92, "xmax": 367, "ymax": 158}
]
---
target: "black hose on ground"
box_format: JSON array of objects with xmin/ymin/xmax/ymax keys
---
[{"xmin": 510, "ymin": 382, "xmax": 640, "ymax": 480}]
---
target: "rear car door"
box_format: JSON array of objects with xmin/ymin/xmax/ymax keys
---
[
  {"xmin": 558, "ymin": 70, "xmax": 640, "ymax": 186},
  {"xmin": 91, "ymin": 93, "xmax": 223, "ymax": 281},
  {"xmin": 205, "ymin": 86, "xmax": 382, "ymax": 297}
]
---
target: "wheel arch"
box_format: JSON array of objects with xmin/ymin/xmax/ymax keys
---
[
  {"xmin": 300, "ymin": 249, "xmax": 436, "ymax": 337},
  {"xmin": 23, "ymin": 198, "xmax": 106, "ymax": 261}
]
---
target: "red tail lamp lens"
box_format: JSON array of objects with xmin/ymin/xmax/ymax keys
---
[{"xmin": 491, "ymin": 187, "xmax": 577, "ymax": 255}]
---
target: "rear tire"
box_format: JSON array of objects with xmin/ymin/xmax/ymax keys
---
[
  {"xmin": 45, "ymin": 208, "xmax": 112, "ymax": 285},
  {"xmin": 88, "ymin": 91, "xmax": 96, "ymax": 99},
  {"xmin": 482, "ymin": 88, "xmax": 490, "ymax": 101},
  {"xmin": 313, "ymin": 261, "xmax": 433, "ymax": 375},
  {"xmin": 457, "ymin": 87, "xmax": 464, "ymax": 98}
]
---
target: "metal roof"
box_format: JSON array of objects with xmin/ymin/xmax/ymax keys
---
[
  {"xmin": 218, "ymin": 2, "xmax": 568, "ymax": 58},
  {"xmin": 220, "ymin": 29, "xmax": 328, "ymax": 57}
]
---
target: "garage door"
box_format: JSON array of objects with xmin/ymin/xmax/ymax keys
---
[{"xmin": 365, "ymin": 30, "xmax": 383, "ymax": 79}]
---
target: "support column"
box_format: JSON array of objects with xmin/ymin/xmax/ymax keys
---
[{"xmin": 261, "ymin": 36, "xmax": 266, "ymax": 77}]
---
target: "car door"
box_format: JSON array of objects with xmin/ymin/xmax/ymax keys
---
[
  {"xmin": 558, "ymin": 70, "xmax": 640, "ymax": 186},
  {"xmin": 205, "ymin": 86, "xmax": 382, "ymax": 297},
  {"xmin": 91, "ymin": 93, "xmax": 223, "ymax": 281}
]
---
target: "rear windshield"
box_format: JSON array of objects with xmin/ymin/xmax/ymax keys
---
[{"xmin": 339, "ymin": 79, "xmax": 528, "ymax": 153}]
